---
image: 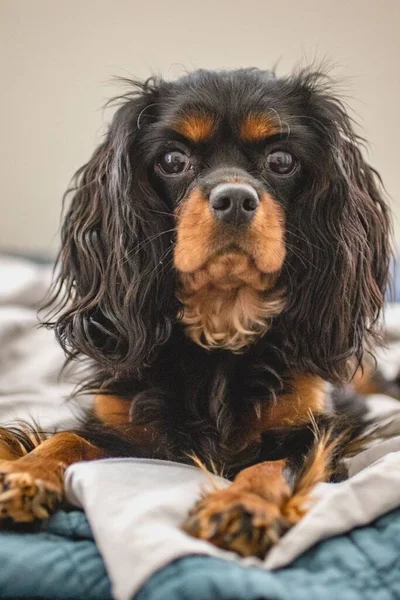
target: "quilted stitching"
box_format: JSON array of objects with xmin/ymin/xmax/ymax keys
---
[{"xmin": 136, "ymin": 509, "xmax": 400, "ymax": 600}]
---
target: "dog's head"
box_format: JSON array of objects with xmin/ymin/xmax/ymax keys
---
[{"xmin": 52, "ymin": 68, "xmax": 390, "ymax": 382}]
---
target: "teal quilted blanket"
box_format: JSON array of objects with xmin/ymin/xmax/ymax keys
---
[
  {"xmin": 0, "ymin": 511, "xmax": 111, "ymax": 599},
  {"xmin": 0, "ymin": 508, "xmax": 399, "ymax": 600}
]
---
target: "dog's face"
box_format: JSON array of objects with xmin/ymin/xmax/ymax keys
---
[
  {"xmin": 150, "ymin": 78, "xmax": 291, "ymax": 277},
  {"xmin": 53, "ymin": 68, "xmax": 390, "ymax": 381},
  {"xmin": 148, "ymin": 73, "xmax": 303, "ymax": 349}
]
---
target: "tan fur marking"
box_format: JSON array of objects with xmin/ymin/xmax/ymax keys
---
[
  {"xmin": 94, "ymin": 394, "xmax": 131, "ymax": 425},
  {"xmin": 94, "ymin": 394, "xmax": 159, "ymax": 445},
  {"xmin": 283, "ymin": 432, "xmax": 341, "ymax": 522},
  {"xmin": 173, "ymin": 112, "xmax": 216, "ymax": 142},
  {"xmin": 351, "ymin": 363, "xmax": 382, "ymax": 396},
  {"xmin": 174, "ymin": 188, "xmax": 286, "ymax": 350},
  {"xmin": 179, "ymin": 258, "xmax": 285, "ymax": 351},
  {"xmin": 0, "ymin": 426, "xmax": 46, "ymax": 461},
  {"xmin": 0, "ymin": 431, "xmax": 28, "ymax": 461},
  {"xmin": 240, "ymin": 113, "xmax": 282, "ymax": 142},
  {"xmin": 258, "ymin": 375, "xmax": 327, "ymax": 430},
  {"xmin": 174, "ymin": 188, "xmax": 215, "ymax": 273},
  {"xmin": 250, "ymin": 192, "xmax": 286, "ymax": 273},
  {"xmin": 0, "ymin": 444, "xmax": 23, "ymax": 461},
  {"xmin": 19, "ymin": 432, "xmax": 106, "ymax": 465}
]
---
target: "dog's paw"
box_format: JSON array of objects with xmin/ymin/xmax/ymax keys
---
[
  {"xmin": 183, "ymin": 489, "xmax": 291, "ymax": 558},
  {"xmin": 0, "ymin": 466, "xmax": 63, "ymax": 523}
]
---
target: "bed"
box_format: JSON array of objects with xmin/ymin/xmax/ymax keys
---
[{"xmin": 1, "ymin": 254, "xmax": 400, "ymax": 600}]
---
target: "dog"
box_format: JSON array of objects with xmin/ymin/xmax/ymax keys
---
[{"xmin": 0, "ymin": 67, "xmax": 391, "ymax": 557}]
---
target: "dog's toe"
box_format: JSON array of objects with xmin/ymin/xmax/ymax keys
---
[
  {"xmin": 183, "ymin": 490, "xmax": 291, "ymax": 558},
  {"xmin": 0, "ymin": 468, "xmax": 62, "ymax": 523}
]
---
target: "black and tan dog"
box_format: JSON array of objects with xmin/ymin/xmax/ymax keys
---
[{"xmin": 0, "ymin": 68, "xmax": 391, "ymax": 557}]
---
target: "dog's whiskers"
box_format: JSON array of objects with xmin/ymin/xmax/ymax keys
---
[{"xmin": 117, "ymin": 228, "xmax": 177, "ymax": 267}]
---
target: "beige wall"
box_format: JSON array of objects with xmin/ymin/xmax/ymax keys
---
[{"xmin": 1, "ymin": 0, "xmax": 399, "ymax": 253}]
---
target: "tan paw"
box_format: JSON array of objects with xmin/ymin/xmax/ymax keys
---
[
  {"xmin": 183, "ymin": 489, "xmax": 291, "ymax": 558},
  {"xmin": 0, "ymin": 469, "xmax": 63, "ymax": 523}
]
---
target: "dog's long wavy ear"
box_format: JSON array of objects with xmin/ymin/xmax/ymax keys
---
[
  {"xmin": 46, "ymin": 79, "xmax": 176, "ymax": 380},
  {"xmin": 281, "ymin": 76, "xmax": 391, "ymax": 382}
]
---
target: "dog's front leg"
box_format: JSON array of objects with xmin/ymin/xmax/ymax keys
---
[
  {"xmin": 183, "ymin": 459, "xmax": 295, "ymax": 557},
  {"xmin": 0, "ymin": 432, "xmax": 105, "ymax": 523},
  {"xmin": 183, "ymin": 432, "xmax": 336, "ymax": 558}
]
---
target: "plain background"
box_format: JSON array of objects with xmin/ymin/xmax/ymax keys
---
[{"xmin": 1, "ymin": 0, "xmax": 399, "ymax": 254}]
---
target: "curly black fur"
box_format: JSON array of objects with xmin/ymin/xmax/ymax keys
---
[{"xmin": 44, "ymin": 67, "xmax": 391, "ymax": 476}]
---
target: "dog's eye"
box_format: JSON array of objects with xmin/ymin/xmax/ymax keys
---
[
  {"xmin": 157, "ymin": 150, "xmax": 192, "ymax": 176},
  {"xmin": 266, "ymin": 150, "xmax": 298, "ymax": 176}
]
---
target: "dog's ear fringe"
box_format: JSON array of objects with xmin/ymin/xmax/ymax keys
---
[
  {"xmin": 276, "ymin": 81, "xmax": 392, "ymax": 383},
  {"xmin": 42, "ymin": 79, "xmax": 177, "ymax": 381}
]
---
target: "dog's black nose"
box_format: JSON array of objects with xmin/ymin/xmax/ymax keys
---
[{"xmin": 209, "ymin": 183, "xmax": 259, "ymax": 225}]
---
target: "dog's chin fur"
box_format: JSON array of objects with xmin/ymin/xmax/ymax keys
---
[{"xmin": 178, "ymin": 251, "xmax": 285, "ymax": 351}]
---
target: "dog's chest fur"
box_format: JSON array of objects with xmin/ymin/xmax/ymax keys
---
[{"xmin": 121, "ymin": 328, "xmax": 317, "ymax": 474}]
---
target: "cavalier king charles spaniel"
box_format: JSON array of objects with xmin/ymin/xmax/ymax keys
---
[{"xmin": 0, "ymin": 67, "xmax": 391, "ymax": 557}]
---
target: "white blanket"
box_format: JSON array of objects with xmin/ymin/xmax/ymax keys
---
[
  {"xmin": 65, "ymin": 447, "xmax": 400, "ymax": 600},
  {"xmin": 1, "ymin": 255, "xmax": 400, "ymax": 600}
]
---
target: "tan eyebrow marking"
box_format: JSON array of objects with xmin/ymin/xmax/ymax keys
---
[
  {"xmin": 173, "ymin": 112, "xmax": 216, "ymax": 142},
  {"xmin": 240, "ymin": 113, "xmax": 282, "ymax": 142}
]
